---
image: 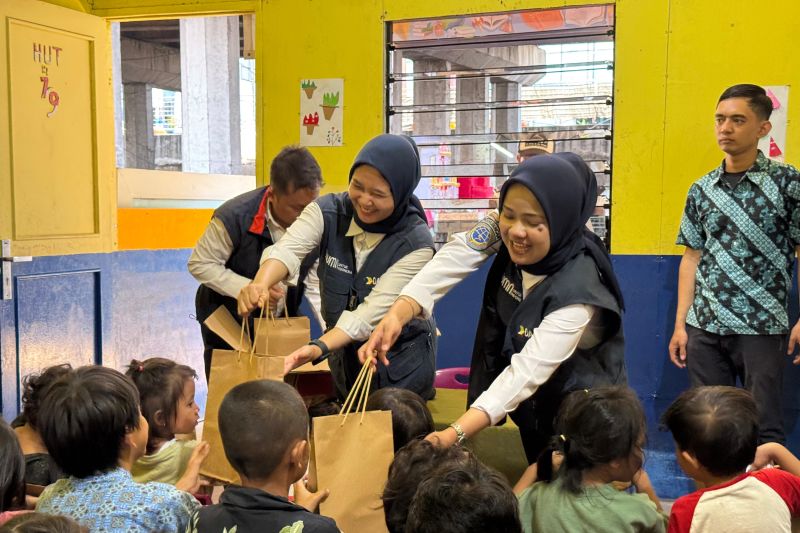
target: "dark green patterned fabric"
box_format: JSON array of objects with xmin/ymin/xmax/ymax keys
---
[{"xmin": 677, "ymin": 151, "xmax": 800, "ymax": 335}]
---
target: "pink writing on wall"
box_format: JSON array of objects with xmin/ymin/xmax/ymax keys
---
[{"xmin": 33, "ymin": 43, "xmax": 61, "ymax": 117}]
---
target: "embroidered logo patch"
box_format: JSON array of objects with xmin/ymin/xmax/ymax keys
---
[
  {"xmin": 466, "ymin": 215, "xmax": 501, "ymax": 251},
  {"xmin": 324, "ymin": 253, "xmax": 353, "ymax": 275},
  {"xmin": 517, "ymin": 325, "xmax": 534, "ymax": 338}
]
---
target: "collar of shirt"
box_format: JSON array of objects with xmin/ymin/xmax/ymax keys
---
[
  {"xmin": 220, "ymin": 484, "xmax": 306, "ymax": 512},
  {"xmin": 521, "ymin": 270, "xmax": 546, "ymax": 298},
  {"xmin": 265, "ymin": 197, "xmax": 287, "ymax": 242},
  {"xmin": 346, "ymin": 218, "xmax": 384, "ymax": 250},
  {"xmin": 711, "ymin": 149, "xmax": 770, "ymax": 186}
]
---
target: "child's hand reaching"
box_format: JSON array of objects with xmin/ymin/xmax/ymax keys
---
[
  {"xmin": 176, "ymin": 441, "xmax": 211, "ymax": 493},
  {"xmin": 632, "ymin": 469, "xmax": 663, "ymax": 512},
  {"xmin": 293, "ymin": 478, "xmax": 330, "ymax": 512},
  {"xmin": 751, "ymin": 442, "xmax": 800, "ymax": 476}
]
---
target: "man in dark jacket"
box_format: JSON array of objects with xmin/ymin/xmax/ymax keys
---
[{"xmin": 188, "ymin": 146, "xmax": 324, "ymax": 379}]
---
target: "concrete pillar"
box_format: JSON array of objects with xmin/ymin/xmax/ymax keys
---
[
  {"xmin": 412, "ymin": 58, "xmax": 450, "ymax": 136},
  {"xmin": 111, "ymin": 23, "xmax": 125, "ymax": 168},
  {"xmin": 180, "ymin": 16, "xmax": 241, "ymax": 174},
  {"xmin": 123, "ymin": 82, "xmax": 155, "ymax": 169},
  {"xmin": 492, "ymin": 80, "xmax": 520, "ymax": 177},
  {"xmin": 454, "ymin": 77, "xmax": 489, "ymax": 164}
]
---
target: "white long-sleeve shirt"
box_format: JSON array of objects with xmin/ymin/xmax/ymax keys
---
[
  {"xmin": 187, "ymin": 200, "xmax": 325, "ymax": 328},
  {"xmin": 263, "ymin": 201, "xmax": 434, "ymax": 342},
  {"xmin": 398, "ymin": 212, "xmax": 604, "ymax": 425}
]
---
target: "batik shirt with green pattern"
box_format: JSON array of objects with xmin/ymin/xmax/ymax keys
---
[{"xmin": 677, "ymin": 150, "xmax": 800, "ymax": 335}]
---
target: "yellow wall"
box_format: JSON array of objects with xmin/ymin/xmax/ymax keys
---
[{"xmin": 45, "ymin": 0, "xmax": 800, "ymax": 255}]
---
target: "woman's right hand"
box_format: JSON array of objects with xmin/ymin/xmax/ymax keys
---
[
  {"xmin": 358, "ymin": 309, "xmax": 407, "ymax": 369},
  {"xmin": 358, "ymin": 297, "xmax": 420, "ymax": 368},
  {"xmin": 238, "ymin": 282, "xmax": 268, "ymax": 316}
]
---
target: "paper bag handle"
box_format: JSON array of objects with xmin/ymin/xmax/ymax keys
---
[{"xmin": 338, "ymin": 356, "xmax": 375, "ymax": 425}]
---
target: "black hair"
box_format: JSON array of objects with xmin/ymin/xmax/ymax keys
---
[
  {"xmin": 366, "ymin": 388, "xmax": 434, "ymax": 452},
  {"xmin": 37, "ymin": 366, "xmax": 141, "ymax": 478},
  {"xmin": 269, "ymin": 145, "xmax": 323, "ymax": 195},
  {"xmin": 661, "ymin": 386, "xmax": 758, "ymax": 478},
  {"xmin": 536, "ymin": 386, "xmax": 646, "ymax": 494},
  {"xmin": 307, "ymin": 398, "xmax": 342, "ymax": 422},
  {"xmin": 382, "ymin": 440, "xmax": 468, "ymax": 533},
  {"xmin": 125, "ymin": 357, "xmax": 197, "ymax": 452},
  {"xmin": 220, "ymin": 380, "xmax": 308, "ymax": 481},
  {"xmin": 405, "ymin": 452, "xmax": 521, "ymax": 533},
  {"xmin": 0, "ymin": 418, "xmax": 25, "ymax": 512},
  {"xmin": 16, "ymin": 364, "xmax": 73, "ymax": 429},
  {"xmin": 0, "ymin": 513, "xmax": 86, "ymax": 532},
  {"xmin": 718, "ymin": 84, "xmax": 773, "ymax": 120}
]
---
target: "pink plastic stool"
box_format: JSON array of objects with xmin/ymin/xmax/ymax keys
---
[{"xmin": 434, "ymin": 367, "xmax": 470, "ymax": 389}]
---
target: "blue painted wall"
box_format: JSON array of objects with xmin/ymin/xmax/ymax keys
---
[{"xmin": 0, "ymin": 250, "xmax": 206, "ymax": 421}]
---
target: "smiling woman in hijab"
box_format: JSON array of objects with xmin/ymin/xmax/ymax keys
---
[
  {"xmin": 359, "ymin": 152, "xmax": 626, "ymax": 462},
  {"xmin": 238, "ymin": 134, "xmax": 437, "ymax": 400}
]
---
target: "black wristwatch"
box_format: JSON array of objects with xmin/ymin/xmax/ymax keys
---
[{"xmin": 309, "ymin": 339, "xmax": 330, "ymax": 365}]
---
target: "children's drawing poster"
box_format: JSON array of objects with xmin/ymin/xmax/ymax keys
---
[
  {"xmin": 300, "ymin": 78, "xmax": 343, "ymax": 146},
  {"xmin": 758, "ymin": 85, "xmax": 788, "ymax": 162}
]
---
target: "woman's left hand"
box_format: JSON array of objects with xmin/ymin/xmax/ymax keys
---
[
  {"xmin": 425, "ymin": 428, "xmax": 458, "ymax": 448},
  {"xmin": 283, "ymin": 345, "xmax": 322, "ymax": 375}
]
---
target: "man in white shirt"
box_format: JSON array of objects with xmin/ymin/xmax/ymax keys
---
[{"xmin": 188, "ymin": 146, "xmax": 324, "ymax": 379}]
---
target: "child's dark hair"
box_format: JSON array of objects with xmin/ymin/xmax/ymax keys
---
[
  {"xmin": 536, "ymin": 386, "xmax": 645, "ymax": 493},
  {"xmin": 270, "ymin": 145, "xmax": 324, "ymax": 195},
  {"xmin": 382, "ymin": 440, "xmax": 468, "ymax": 533},
  {"xmin": 661, "ymin": 386, "xmax": 758, "ymax": 478},
  {"xmin": 307, "ymin": 398, "xmax": 342, "ymax": 421},
  {"xmin": 14, "ymin": 364, "xmax": 73, "ymax": 429},
  {"xmin": 220, "ymin": 380, "xmax": 308, "ymax": 481},
  {"xmin": 125, "ymin": 357, "xmax": 197, "ymax": 451},
  {"xmin": 405, "ymin": 452, "xmax": 521, "ymax": 533},
  {"xmin": 37, "ymin": 366, "xmax": 141, "ymax": 478},
  {"xmin": 0, "ymin": 418, "xmax": 25, "ymax": 512},
  {"xmin": 366, "ymin": 387, "xmax": 434, "ymax": 451},
  {"xmin": 0, "ymin": 513, "xmax": 86, "ymax": 532},
  {"xmin": 718, "ymin": 84, "xmax": 773, "ymax": 120}
]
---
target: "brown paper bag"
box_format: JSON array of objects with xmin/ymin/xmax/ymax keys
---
[
  {"xmin": 254, "ymin": 314, "xmax": 333, "ymax": 373},
  {"xmin": 313, "ymin": 411, "xmax": 393, "ymax": 533},
  {"xmin": 201, "ymin": 349, "xmax": 285, "ymax": 482},
  {"xmin": 310, "ymin": 357, "xmax": 393, "ymax": 533},
  {"xmin": 253, "ymin": 314, "xmax": 310, "ymax": 356}
]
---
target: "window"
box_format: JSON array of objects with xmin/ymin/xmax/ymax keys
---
[{"xmin": 387, "ymin": 6, "xmax": 614, "ymax": 247}]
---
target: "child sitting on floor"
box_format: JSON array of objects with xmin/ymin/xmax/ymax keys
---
[
  {"xmin": 189, "ymin": 380, "xmax": 337, "ymax": 533},
  {"xmin": 12, "ymin": 364, "xmax": 71, "ymax": 487},
  {"xmin": 662, "ymin": 386, "xmax": 800, "ymax": 533},
  {"xmin": 366, "ymin": 387, "xmax": 434, "ymax": 451},
  {"xmin": 382, "ymin": 439, "xmax": 469, "ymax": 533},
  {"xmin": 518, "ymin": 386, "xmax": 667, "ymax": 533},
  {"xmin": 34, "ymin": 365, "xmax": 199, "ymax": 532},
  {"xmin": 0, "ymin": 512, "xmax": 85, "ymax": 532},
  {"xmin": 405, "ymin": 450, "xmax": 522, "ymax": 533},
  {"xmin": 125, "ymin": 357, "xmax": 209, "ymax": 490},
  {"xmin": 0, "ymin": 419, "xmax": 27, "ymax": 526}
]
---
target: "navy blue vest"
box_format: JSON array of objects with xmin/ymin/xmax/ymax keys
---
[
  {"xmin": 315, "ymin": 192, "xmax": 435, "ymax": 367},
  {"xmin": 194, "ymin": 187, "xmax": 315, "ymax": 326},
  {"xmin": 468, "ymin": 247, "xmax": 626, "ymax": 406}
]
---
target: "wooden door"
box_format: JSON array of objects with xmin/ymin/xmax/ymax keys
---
[{"xmin": 0, "ymin": 0, "xmax": 115, "ymax": 419}]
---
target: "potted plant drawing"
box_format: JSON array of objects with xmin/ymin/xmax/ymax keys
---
[
  {"xmin": 301, "ymin": 80, "xmax": 317, "ymax": 99},
  {"xmin": 321, "ymin": 91, "xmax": 340, "ymax": 120},
  {"xmin": 303, "ymin": 112, "xmax": 320, "ymax": 135}
]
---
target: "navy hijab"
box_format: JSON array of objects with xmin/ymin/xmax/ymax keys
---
[
  {"xmin": 348, "ymin": 134, "xmax": 427, "ymax": 234},
  {"xmin": 498, "ymin": 152, "xmax": 624, "ymax": 309}
]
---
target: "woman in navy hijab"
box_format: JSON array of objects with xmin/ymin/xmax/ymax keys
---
[
  {"xmin": 238, "ymin": 134, "xmax": 437, "ymax": 400},
  {"xmin": 360, "ymin": 152, "xmax": 626, "ymax": 461}
]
